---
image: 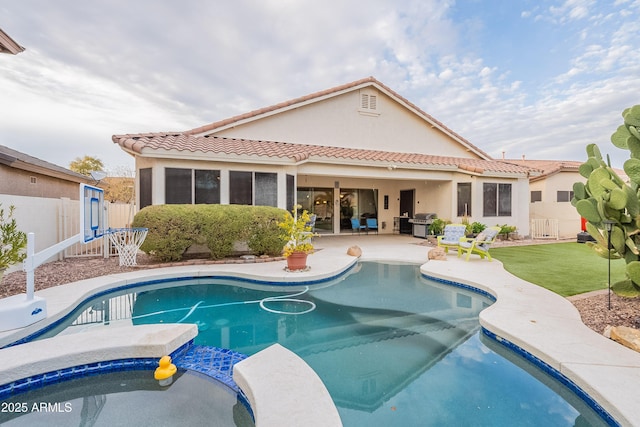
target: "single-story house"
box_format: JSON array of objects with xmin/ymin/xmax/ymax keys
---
[
  {"xmin": 0, "ymin": 145, "xmax": 90, "ymax": 271},
  {"xmin": 113, "ymin": 77, "xmax": 533, "ymax": 236},
  {"xmin": 502, "ymin": 158, "xmax": 628, "ymax": 239},
  {"xmin": 0, "ymin": 144, "xmax": 88, "ymax": 200},
  {"xmin": 500, "ymin": 158, "xmax": 582, "ymax": 239}
]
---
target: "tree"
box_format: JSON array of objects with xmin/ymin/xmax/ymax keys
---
[
  {"xmin": 103, "ymin": 177, "xmax": 134, "ymax": 203},
  {"xmin": 69, "ymin": 155, "xmax": 104, "ymax": 176},
  {"xmin": 102, "ymin": 165, "xmax": 134, "ymax": 203},
  {"xmin": 573, "ymin": 105, "xmax": 640, "ymax": 297}
]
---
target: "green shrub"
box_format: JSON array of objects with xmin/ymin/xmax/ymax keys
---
[
  {"xmin": 0, "ymin": 204, "xmax": 27, "ymax": 270},
  {"xmin": 428, "ymin": 218, "xmax": 450, "ymax": 235},
  {"xmin": 497, "ymin": 224, "xmax": 517, "ymax": 235},
  {"xmin": 470, "ymin": 221, "xmax": 487, "ymax": 234},
  {"xmin": 132, "ymin": 204, "xmax": 287, "ymax": 262}
]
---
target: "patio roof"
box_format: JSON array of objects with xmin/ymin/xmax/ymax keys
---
[{"xmin": 112, "ymin": 133, "xmax": 532, "ymax": 176}]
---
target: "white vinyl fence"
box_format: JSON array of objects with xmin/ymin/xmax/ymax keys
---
[
  {"xmin": 0, "ymin": 195, "xmax": 136, "ymax": 269},
  {"xmin": 62, "ymin": 200, "xmax": 135, "ymax": 258},
  {"xmin": 530, "ymin": 218, "xmax": 559, "ymax": 240}
]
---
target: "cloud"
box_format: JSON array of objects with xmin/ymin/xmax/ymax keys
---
[{"xmin": 1, "ymin": 0, "xmax": 639, "ymax": 171}]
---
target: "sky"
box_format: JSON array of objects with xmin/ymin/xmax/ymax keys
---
[{"xmin": 1, "ymin": 0, "xmax": 639, "ymax": 174}]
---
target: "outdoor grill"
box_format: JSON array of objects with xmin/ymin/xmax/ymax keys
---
[{"xmin": 408, "ymin": 213, "xmax": 437, "ymax": 238}]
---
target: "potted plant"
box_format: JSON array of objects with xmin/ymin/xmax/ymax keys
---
[
  {"xmin": 278, "ymin": 205, "xmax": 315, "ymax": 271},
  {"xmin": 0, "ymin": 204, "xmax": 27, "ymax": 282}
]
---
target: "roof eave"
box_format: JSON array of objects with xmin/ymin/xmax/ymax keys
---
[
  {"xmin": 7, "ymin": 160, "xmax": 89, "ymax": 183},
  {"xmin": 0, "ymin": 28, "xmax": 25, "ymax": 55}
]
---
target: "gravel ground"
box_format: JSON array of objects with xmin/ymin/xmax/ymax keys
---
[{"xmin": 1, "ymin": 250, "xmax": 639, "ymax": 336}]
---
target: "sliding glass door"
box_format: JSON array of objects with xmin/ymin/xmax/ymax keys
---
[
  {"xmin": 339, "ymin": 189, "xmax": 378, "ymax": 232},
  {"xmin": 297, "ymin": 187, "xmax": 334, "ymax": 233}
]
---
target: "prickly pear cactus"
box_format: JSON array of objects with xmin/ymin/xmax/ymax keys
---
[{"xmin": 573, "ymin": 105, "xmax": 640, "ymax": 297}]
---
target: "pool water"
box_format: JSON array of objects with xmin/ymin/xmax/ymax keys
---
[
  {"xmin": 0, "ymin": 370, "xmax": 254, "ymax": 427},
  {"xmin": 38, "ymin": 262, "xmax": 609, "ymax": 426}
]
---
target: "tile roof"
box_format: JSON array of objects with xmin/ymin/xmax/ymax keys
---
[
  {"xmin": 183, "ymin": 76, "xmax": 492, "ymax": 160},
  {"xmin": 503, "ymin": 158, "xmax": 628, "ymax": 182},
  {"xmin": 0, "ymin": 28, "xmax": 25, "ymax": 55},
  {"xmin": 112, "ymin": 133, "xmax": 530, "ymax": 175},
  {"xmin": 502, "ymin": 159, "xmax": 577, "ymax": 181}
]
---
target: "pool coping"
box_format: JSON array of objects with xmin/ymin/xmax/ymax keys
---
[{"xmin": 0, "ymin": 236, "xmax": 639, "ymax": 426}]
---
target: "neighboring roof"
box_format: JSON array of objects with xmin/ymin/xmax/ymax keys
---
[
  {"xmin": 502, "ymin": 159, "xmax": 578, "ymax": 181},
  {"xmin": 112, "ymin": 133, "xmax": 531, "ymax": 176},
  {"xmin": 503, "ymin": 158, "xmax": 627, "ymax": 182},
  {"xmin": 184, "ymin": 76, "xmax": 493, "ymax": 160},
  {"xmin": 0, "ymin": 144, "xmax": 89, "ymax": 183},
  {"xmin": 0, "ymin": 28, "xmax": 25, "ymax": 55}
]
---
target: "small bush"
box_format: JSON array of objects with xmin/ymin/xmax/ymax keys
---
[
  {"xmin": 470, "ymin": 222, "xmax": 487, "ymax": 234},
  {"xmin": 497, "ymin": 224, "xmax": 517, "ymax": 236},
  {"xmin": 132, "ymin": 204, "xmax": 288, "ymax": 262},
  {"xmin": 428, "ymin": 218, "xmax": 450, "ymax": 235}
]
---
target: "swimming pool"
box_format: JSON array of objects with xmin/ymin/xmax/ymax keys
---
[
  {"xmin": 0, "ymin": 369, "xmax": 253, "ymax": 426},
  {"xmin": 6, "ymin": 262, "xmax": 612, "ymax": 426}
]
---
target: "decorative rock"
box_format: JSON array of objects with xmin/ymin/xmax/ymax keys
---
[
  {"xmin": 428, "ymin": 247, "xmax": 447, "ymax": 261},
  {"xmin": 347, "ymin": 245, "xmax": 362, "ymax": 257},
  {"xmin": 609, "ymin": 326, "xmax": 640, "ymax": 353}
]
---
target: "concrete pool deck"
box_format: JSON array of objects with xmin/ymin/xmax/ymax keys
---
[{"xmin": 0, "ymin": 234, "xmax": 639, "ymax": 426}]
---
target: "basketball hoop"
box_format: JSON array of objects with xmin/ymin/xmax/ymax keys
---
[{"xmin": 107, "ymin": 228, "xmax": 148, "ymax": 267}]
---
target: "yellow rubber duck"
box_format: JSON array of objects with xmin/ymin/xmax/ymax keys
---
[{"xmin": 154, "ymin": 355, "xmax": 177, "ymax": 386}]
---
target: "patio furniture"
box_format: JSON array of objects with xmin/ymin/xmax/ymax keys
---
[
  {"xmin": 302, "ymin": 214, "xmax": 317, "ymax": 242},
  {"xmin": 457, "ymin": 226, "xmax": 501, "ymax": 261},
  {"xmin": 366, "ymin": 218, "xmax": 378, "ymax": 234},
  {"xmin": 306, "ymin": 214, "xmax": 317, "ymax": 232},
  {"xmin": 436, "ymin": 224, "xmax": 467, "ymax": 253},
  {"xmin": 351, "ymin": 218, "xmax": 366, "ymax": 234}
]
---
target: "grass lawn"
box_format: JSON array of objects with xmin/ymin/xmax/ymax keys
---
[{"xmin": 490, "ymin": 242, "xmax": 627, "ymax": 297}]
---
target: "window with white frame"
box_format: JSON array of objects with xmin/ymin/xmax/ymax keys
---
[
  {"xmin": 164, "ymin": 168, "xmax": 221, "ymax": 205},
  {"xmin": 229, "ymin": 171, "xmax": 278, "ymax": 207},
  {"xmin": 457, "ymin": 183, "xmax": 472, "ymax": 216},
  {"xmin": 556, "ymin": 190, "xmax": 574, "ymax": 202},
  {"xmin": 531, "ymin": 191, "xmax": 542, "ymax": 203},
  {"xmin": 483, "ymin": 183, "xmax": 512, "ymax": 216}
]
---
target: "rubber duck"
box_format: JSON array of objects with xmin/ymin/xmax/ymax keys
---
[{"xmin": 154, "ymin": 355, "xmax": 177, "ymax": 386}]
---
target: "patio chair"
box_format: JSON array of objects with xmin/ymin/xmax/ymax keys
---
[
  {"xmin": 366, "ymin": 218, "xmax": 378, "ymax": 234},
  {"xmin": 351, "ymin": 218, "xmax": 366, "ymax": 234},
  {"xmin": 457, "ymin": 226, "xmax": 501, "ymax": 261},
  {"xmin": 437, "ymin": 224, "xmax": 467, "ymax": 253},
  {"xmin": 306, "ymin": 214, "xmax": 317, "ymax": 231},
  {"xmin": 300, "ymin": 214, "xmax": 317, "ymax": 243}
]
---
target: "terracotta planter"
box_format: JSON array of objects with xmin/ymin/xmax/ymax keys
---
[{"xmin": 286, "ymin": 252, "xmax": 308, "ymax": 271}]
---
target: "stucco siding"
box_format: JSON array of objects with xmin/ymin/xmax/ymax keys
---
[
  {"xmin": 212, "ymin": 90, "xmax": 477, "ymax": 159},
  {"xmin": 0, "ymin": 165, "xmax": 81, "ymax": 200}
]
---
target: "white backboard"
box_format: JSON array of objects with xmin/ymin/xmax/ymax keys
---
[{"xmin": 80, "ymin": 183, "xmax": 105, "ymax": 243}]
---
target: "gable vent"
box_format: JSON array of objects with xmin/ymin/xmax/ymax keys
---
[
  {"xmin": 361, "ymin": 94, "xmax": 369, "ymax": 109},
  {"xmin": 360, "ymin": 93, "xmax": 378, "ymax": 110},
  {"xmin": 359, "ymin": 92, "xmax": 379, "ymax": 115}
]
